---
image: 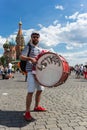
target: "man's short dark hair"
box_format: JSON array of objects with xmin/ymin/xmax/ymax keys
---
[{"xmin": 31, "ymin": 32, "xmax": 40, "ymax": 37}]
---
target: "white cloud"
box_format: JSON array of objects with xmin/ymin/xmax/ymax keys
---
[
  {"xmin": 37, "ymin": 12, "xmax": 87, "ymax": 50},
  {"xmin": 53, "ymin": 20, "xmax": 59, "ymax": 25},
  {"xmin": 66, "ymin": 12, "xmax": 79, "ymax": 20},
  {"xmin": 80, "ymin": 4, "xmax": 84, "ymax": 7},
  {"xmin": 0, "ymin": 36, "xmax": 6, "ymax": 52},
  {"xmin": 55, "ymin": 5, "xmax": 64, "ymax": 10},
  {"xmin": 0, "ymin": 36, "xmax": 6, "ymax": 46},
  {"xmin": 60, "ymin": 50, "xmax": 87, "ymax": 66}
]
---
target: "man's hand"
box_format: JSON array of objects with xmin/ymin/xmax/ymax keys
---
[{"xmin": 30, "ymin": 57, "xmax": 37, "ymax": 64}]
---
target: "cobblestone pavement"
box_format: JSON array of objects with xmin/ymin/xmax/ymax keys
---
[{"xmin": 0, "ymin": 72, "xmax": 87, "ymax": 130}]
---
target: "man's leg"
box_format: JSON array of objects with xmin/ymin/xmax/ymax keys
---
[
  {"xmin": 24, "ymin": 72, "xmax": 36, "ymax": 121},
  {"xmin": 35, "ymin": 90, "xmax": 42, "ymax": 108},
  {"xmin": 26, "ymin": 92, "xmax": 33, "ymax": 111},
  {"xmin": 34, "ymin": 90, "xmax": 46, "ymax": 111},
  {"xmin": 24, "ymin": 92, "xmax": 33, "ymax": 121},
  {"xmin": 26, "ymin": 72, "xmax": 34, "ymax": 111}
]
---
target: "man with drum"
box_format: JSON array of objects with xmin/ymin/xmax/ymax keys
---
[{"xmin": 20, "ymin": 32, "xmax": 46, "ymax": 121}]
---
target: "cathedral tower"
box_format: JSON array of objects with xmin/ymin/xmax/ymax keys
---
[{"xmin": 16, "ymin": 21, "xmax": 25, "ymax": 60}]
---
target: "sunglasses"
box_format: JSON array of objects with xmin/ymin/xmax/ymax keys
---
[{"xmin": 32, "ymin": 36, "xmax": 39, "ymax": 39}]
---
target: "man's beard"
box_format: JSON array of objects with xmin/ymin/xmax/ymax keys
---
[{"xmin": 32, "ymin": 41, "xmax": 38, "ymax": 45}]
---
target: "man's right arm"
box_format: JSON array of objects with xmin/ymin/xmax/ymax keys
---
[{"xmin": 20, "ymin": 45, "xmax": 37, "ymax": 63}]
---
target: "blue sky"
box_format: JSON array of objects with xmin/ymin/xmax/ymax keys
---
[{"xmin": 0, "ymin": 0, "xmax": 87, "ymax": 66}]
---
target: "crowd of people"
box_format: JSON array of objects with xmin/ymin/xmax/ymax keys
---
[
  {"xmin": 0, "ymin": 62, "xmax": 14, "ymax": 79},
  {"xmin": 74, "ymin": 64, "xmax": 87, "ymax": 79}
]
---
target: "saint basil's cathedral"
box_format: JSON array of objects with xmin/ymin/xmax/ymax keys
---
[{"xmin": 3, "ymin": 21, "xmax": 25, "ymax": 64}]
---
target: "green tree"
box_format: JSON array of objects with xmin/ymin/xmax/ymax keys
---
[{"xmin": 0, "ymin": 56, "xmax": 6, "ymax": 66}]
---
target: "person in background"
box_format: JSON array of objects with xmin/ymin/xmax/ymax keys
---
[
  {"xmin": 83, "ymin": 66, "xmax": 87, "ymax": 79},
  {"xmin": 20, "ymin": 32, "xmax": 46, "ymax": 121},
  {"xmin": 8, "ymin": 62, "xmax": 12, "ymax": 75}
]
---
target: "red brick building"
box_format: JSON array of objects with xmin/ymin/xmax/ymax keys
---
[{"xmin": 3, "ymin": 21, "xmax": 25, "ymax": 64}]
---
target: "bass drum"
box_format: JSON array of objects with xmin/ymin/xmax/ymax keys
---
[{"xmin": 35, "ymin": 52, "xmax": 70, "ymax": 87}]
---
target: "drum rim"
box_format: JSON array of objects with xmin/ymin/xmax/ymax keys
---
[{"xmin": 35, "ymin": 51, "xmax": 64, "ymax": 87}]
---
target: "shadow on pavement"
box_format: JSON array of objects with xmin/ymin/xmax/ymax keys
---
[{"xmin": 0, "ymin": 110, "xmax": 36, "ymax": 127}]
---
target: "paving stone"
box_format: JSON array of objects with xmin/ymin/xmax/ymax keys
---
[
  {"xmin": 78, "ymin": 121, "xmax": 87, "ymax": 126},
  {"xmin": 60, "ymin": 127, "xmax": 74, "ymax": 130},
  {"xmin": 49, "ymin": 128, "xmax": 60, "ymax": 130},
  {"xmin": 74, "ymin": 126, "xmax": 87, "ymax": 130},
  {"xmin": 0, "ymin": 127, "xmax": 5, "ymax": 130}
]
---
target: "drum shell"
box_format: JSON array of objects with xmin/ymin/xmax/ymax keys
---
[{"xmin": 54, "ymin": 55, "xmax": 70, "ymax": 87}]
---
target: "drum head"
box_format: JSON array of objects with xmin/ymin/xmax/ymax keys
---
[{"xmin": 35, "ymin": 52, "xmax": 63, "ymax": 87}]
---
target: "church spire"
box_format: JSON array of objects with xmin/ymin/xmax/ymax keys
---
[
  {"xmin": 18, "ymin": 20, "xmax": 22, "ymax": 35},
  {"xmin": 16, "ymin": 20, "xmax": 25, "ymax": 60}
]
